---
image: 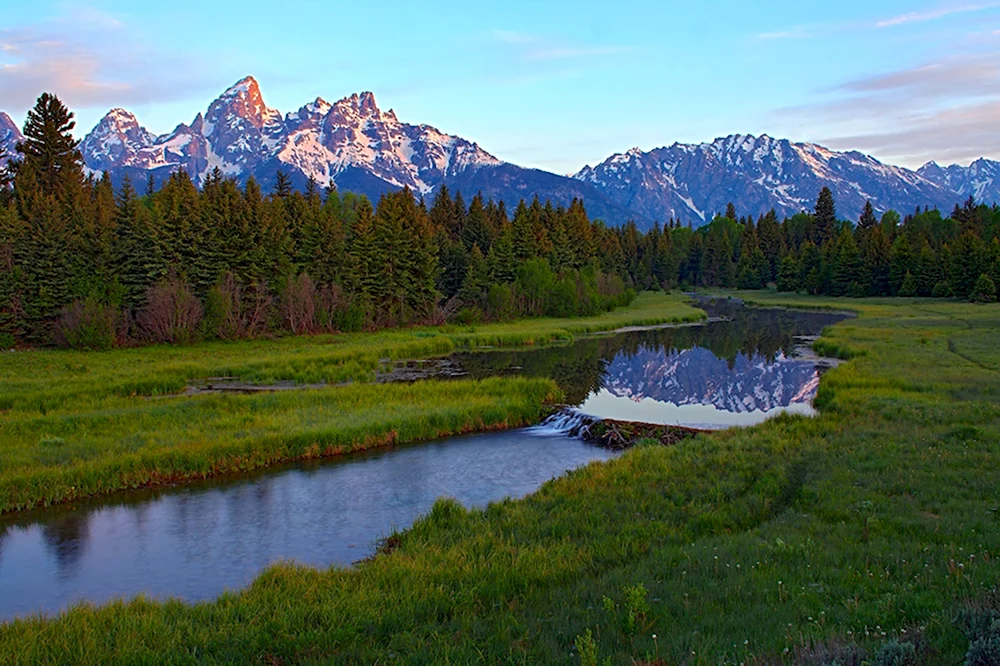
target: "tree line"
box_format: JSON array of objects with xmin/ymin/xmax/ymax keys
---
[{"xmin": 1, "ymin": 93, "xmax": 997, "ymax": 350}]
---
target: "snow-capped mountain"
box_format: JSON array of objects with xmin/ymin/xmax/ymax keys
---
[
  {"xmin": 573, "ymin": 134, "xmax": 958, "ymax": 223},
  {"xmin": 78, "ymin": 76, "xmax": 502, "ymax": 194},
  {"xmin": 70, "ymin": 76, "xmax": 636, "ymax": 220},
  {"xmin": 0, "ymin": 112, "xmax": 22, "ymax": 169},
  {"xmin": 602, "ymin": 346, "xmax": 820, "ymax": 413},
  {"xmin": 2, "ymin": 77, "xmax": 990, "ymax": 226},
  {"xmin": 79, "ymin": 108, "xmax": 156, "ymax": 173},
  {"xmin": 918, "ymin": 159, "xmax": 1000, "ymax": 206}
]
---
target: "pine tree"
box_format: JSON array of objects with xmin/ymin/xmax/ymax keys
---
[
  {"xmin": 12, "ymin": 93, "xmax": 84, "ymax": 203},
  {"xmin": 858, "ymin": 200, "xmax": 878, "ymax": 230},
  {"xmin": 830, "ymin": 227, "xmax": 862, "ymax": 296},
  {"xmin": 487, "ymin": 225, "xmax": 516, "ymax": 283},
  {"xmin": 115, "ymin": 176, "xmax": 165, "ymax": 309},
  {"xmin": 861, "ymin": 226, "xmax": 891, "ymax": 296},
  {"xmin": 814, "ymin": 187, "xmax": 837, "ymax": 246},
  {"xmin": 776, "ymin": 254, "xmax": 799, "ymax": 292},
  {"xmin": 888, "ymin": 235, "xmax": 913, "ymax": 296},
  {"xmin": 459, "ymin": 244, "xmax": 489, "ymax": 307},
  {"xmin": 272, "ymin": 170, "xmax": 292, "ymax": 199}
]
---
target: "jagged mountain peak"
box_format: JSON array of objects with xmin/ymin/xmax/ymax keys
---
[
  {"xmin": 918, "ymin": 157, "xmax": 1000, "ymax": 204},
  {"xmin": 206, "ymin": 75, "xmax": 281, "ymax": 133},
  {"xmin": 0, "ymin": 112, "xmax": 22, "ymax": 168},
  {"xmin": 574, "ymin": 134, "xmax": 958, "ymax": 222}
]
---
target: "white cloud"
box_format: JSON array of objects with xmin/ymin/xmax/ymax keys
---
[
  {"xmin": 877, "ymin": 1, "xmax": 1000, "ymax": 27},
  {"xmin": 0, "ymin": 8, "xmax": 219, "ymax": 117},
  {"xmin": 776, "ymin": 52, "xmax": 1000, "ymax": 166}
]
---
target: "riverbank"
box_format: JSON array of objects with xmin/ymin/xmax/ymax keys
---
[
  {"xmin": 0, "ymin": 378, "xmax": 561, "ymax": 514},
  {"xmin": 0, "ymin": 292, "xmax": 701, "ymax": 514},
  {"xmin": 2, "ymin": 293, "xmax": 997, "ymax": 664}
]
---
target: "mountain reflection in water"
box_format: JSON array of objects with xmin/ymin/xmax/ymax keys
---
[{"xmin": 455, "ymin": 300, "xmax": 849, "ymax": 428}]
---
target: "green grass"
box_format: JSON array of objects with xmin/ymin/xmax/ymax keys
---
[
  {"xmin": 0, "ymin": 291, "xmax": 699, "ymax": 513},
  {"xmin": 0, "ymin": 377, "xmax": 560, "ymax": 514},
  {"xmin": 5, "ymin": 293, "xmax": 999, "ymax": 665}
]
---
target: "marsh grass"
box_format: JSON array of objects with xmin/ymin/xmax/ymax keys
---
[
  {"xmin": 0, "ymin": 377, "xmax": 560, "ymax": 513},
  {"xmin": 4, "ymin": 293, "xmax": 998, "ymax": 664}
]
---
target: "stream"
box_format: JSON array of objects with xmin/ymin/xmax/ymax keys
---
[{"xmin": 0, "ymin": 299, "xmax": 848, "ymax": 620}]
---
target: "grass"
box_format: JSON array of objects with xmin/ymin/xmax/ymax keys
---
[
  {"xmin": 0, "ymin": 377, "xmax": 560, "ymax": 514},
  {"xmin": 4, "ymin": 292, "xmax": 999, "ymax": 664}
]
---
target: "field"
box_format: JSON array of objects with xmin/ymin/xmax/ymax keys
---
[
  {"xmin": 0, "ymin": 292, "xmax": 702, "ymax": 513},
  {"xmin": 2, "ymin": 293, "xmax": 999, "ymax": 665}
]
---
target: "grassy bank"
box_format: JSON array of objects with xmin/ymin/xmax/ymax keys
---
[
  {"xmin": 0, "ymin": 377, "xmax": 560, "ymax": 514},
  {"xmin": 0, "ymin": 292, "xmax": 698, "ymax": 513},
  {"xmin": 0, "ymin": 291, "xmax": 702, "ymax": 415},
  {"xmin": 2, "ymin": 293, "xmax": 998, "ymax": 664}
]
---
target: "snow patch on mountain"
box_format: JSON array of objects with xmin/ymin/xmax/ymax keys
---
[
  {"xmin": 575, "ymin": 134, "xmax": 959, "ymax": 224},
  {"xmin": 919, "ymin": 158, "xmax": 1000, "ymax": 206}
]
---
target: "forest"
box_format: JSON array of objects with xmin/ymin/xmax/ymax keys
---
[{"xmin": 1, "ymin": 93, "xmax": 999, "ymax": 350}]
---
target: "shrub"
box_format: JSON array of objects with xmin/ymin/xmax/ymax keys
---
[
  {"xmin": 966, "ymin": 632, "xmax": 1000, "ymax": 666},
  {"xmin": 281, "ymin": 273, "xmax": 318, "ymax": 335},
  {"xmin": 970, "ymin": 273, "xmax": 997, "ymax": 304},
  {"xmin": 932, "ymin": 280, "xmax": 953, "ymax": 298},
  {"xmin": 53, "ymin": 298, "xmax": 118, "ymax": 350},
  {"xmin": 898, "ymin": 272, "xmax": 918, "ymax": 297},
  {"xmin": 137, "ymin": 278, "xmax": 204, "ymax": 344},
  {"xmin": 870, "ymin": 640, "xmax": 916, "ymax": 666},
  {"xmin": 485, "ymin": 283, "xmax": 516, "ymax": 321}
]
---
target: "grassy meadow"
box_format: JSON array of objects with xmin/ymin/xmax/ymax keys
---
[
  {"xmin": 2, "ymin": 293, "xmax": 1000, "ymax": 664},
  {"xmin": 0, "ymin": 292, "xmax": 701, "ymax": 513}
]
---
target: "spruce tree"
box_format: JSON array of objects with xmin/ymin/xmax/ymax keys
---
[
  {"xmin": 776, "ymin": 254, "xmax": 799, "ymax": 292},
  {"xmin": 814, "ymin": 187, "xmax": 837, "ymax": 245},
  {"xmin": 858, "ymin": 200, "xmax": 877, "ymax": 230},
  {"xmin": 13, "ymin": 93, "xmax": 84, "ymax": 202}
]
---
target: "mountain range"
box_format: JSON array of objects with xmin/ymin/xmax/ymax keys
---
[
  {"xmin": 0, "ymin": 76, "xmax": 996, "ymax": 228},
  {"xmin": 602, "ymin": 346, "xmax": 820, "ymax": 413}
]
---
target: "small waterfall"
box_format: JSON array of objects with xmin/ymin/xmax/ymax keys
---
[{"xmin": 535, "ymin": 407, "xmax": 602, "ymax": 438}]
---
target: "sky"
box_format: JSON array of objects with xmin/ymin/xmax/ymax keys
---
[{"xmin": 1, "ymin": 0, "xmax": 999, "ymax": 174}]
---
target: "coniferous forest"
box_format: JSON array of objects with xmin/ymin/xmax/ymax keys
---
[{"xmin": 2, "ymin": 93, "xmax": 999, "ymax": 350}]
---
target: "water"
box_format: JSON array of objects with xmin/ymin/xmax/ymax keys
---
[
  {"xmin": 455, "ymin": 300, "xmax": 849, "ymax": 429},
  {"xmin": 0, "ymin": 300, "xmax": 848, "ymax": 620},
  {"xmin": 0, "ymin": 429, "xmax": 614, "ymax": 620}
]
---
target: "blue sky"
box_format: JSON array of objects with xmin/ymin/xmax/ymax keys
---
[{"xmin": 2, "ymin": 1, "xmax": 999, "ymax": 172}]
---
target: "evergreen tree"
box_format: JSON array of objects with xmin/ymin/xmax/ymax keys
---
[
  {"xmin": 888, "ymin": 235, "xmax": 913, "ymax": 296},
  {"xmin": 115, "ymin": 176, "xmax": 165, "ymax": 309},
  {"xmin": 830, "ymin": 227, "xmax": 862, "ymax": 296},
  {"xmin": 776, "ymin": 254, "xmax": 799, "ymax": 292},
  {"xmin": 970, "ymin": 272, "xmax": 997, "ymax": 303},
  {"xmin": 814, "ymin": 187, "xmax": 837, "ymax": 245},
  {"xmin": 858, "ymin": 200, "xmax": 878, "ymax": 231},
  {"xmin": 272, "ymin": 170, "xmax": 292, "ymax": 199},
  {"xmin": 12, "ymin": 93, "xmax": 84, "ymax": 203}
]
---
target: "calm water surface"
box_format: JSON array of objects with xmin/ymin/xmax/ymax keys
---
[
  {"xmin": 0, "ymin": 429, "xmax": 614, "ymax": 620},
  {"xmin": 0, "ymin": 300, "xmax": 848, "ymax": 620}
]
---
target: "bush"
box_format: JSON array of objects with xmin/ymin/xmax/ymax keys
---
[
  {"xmin": 970, "ymin": 273, "xmax": 997, "ymax": 304},
  {"xmin": 932, "ymin": 280, "xmax": 953, "ymax": 298},
  {"xmin": 485, "ymin": 283, "xmax": 516, "ymax": 321},
  {"xmin": 898, "ymin": 272, "xmax": 918, "ymax": 297},
  {"xmin": 53, "ymin": 298, "xmax": 118, "ymax": 350},
  {"xmin": 870, "ymin": 640, "xmax": 916, "ymax": 666},
  {"xmin": 281, "ymin": 273, "xmax": 318, "ymax": 335},
  {"xmin": 454, "ymin": 307, "xmax": 481, "ymax": 325},
  {"xmin": 137, "ymin": 278, "xmax": 204, "ymax": 344},
  {"xmin": 202, "ymin": 273, "xmax": 274, "ymax": 340}
]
